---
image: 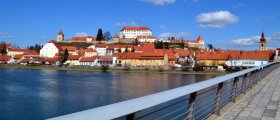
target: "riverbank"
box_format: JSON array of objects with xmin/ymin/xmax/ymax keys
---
[{"xmin": 0, "ymin": 64, "xmax": 227, "ymax": 75}]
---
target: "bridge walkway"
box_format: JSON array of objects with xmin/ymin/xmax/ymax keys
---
[{"xmin": 220, "ymin": 67, "xmax": 280, "ymax": 120}]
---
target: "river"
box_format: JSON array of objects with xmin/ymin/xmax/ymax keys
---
[{"xmin": 0, "ymin": 69, "xmax": 221, "ymax": 120}]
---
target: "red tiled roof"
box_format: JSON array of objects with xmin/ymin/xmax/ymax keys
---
[
  {"xmin": 48, "ymin": 40, "xmax": 62, "ymax": 50},
  {"xmin": 68, "ymin": 55, "xmax": 81, "ymax": 60},
  {"xmin": 197, "ymin": 35, "xmax": 203, "ymax": 41},
  {"xmin": 134, "ymin": 43, "xmax": 155, "ymax": 52},
  {"xmin": 120, "ymin": 27, "xmax": 151, "ymax": 31},
  {"xmin": 58, "ymin": 30, "xmax": 64, "ymax": 35},
  {"xmin": 113, "ymin": 34, "xmax": 119, "ymax": 38},
  {"xmin": 44, "ymin": 57, "xmax": 60, "ymax": 63},
  {"xmin": 96, "ymin": 44, "xmax": 107, "ymax": 47},
  {"xmin": 0, "ymin": 56, "xmax": 11, "ymax": 62},
  {"xmin": 8, "ymin": 48, "xmax": 39, "ymax": 55},
  {"xmin": 85, "ymin": 48, "xmax": 96, "ymax": 52},
  {"xmin": 71, "ymin": 36, "xmax": 96, "ymax": 41},
  {"xmin": 13, "ymin": 54, "xmax": 23, "ymax": 59},
  {"xmin": 79, "ymin": 56, "xmax": 97, "ymax": 62},
  {"xmin": 8, "ymin": 48, "xmax": 28, "ymax": 52},
  {"xmin": 0, "ymin": 43, "xmax": 12, "ymax": 48},
  {"xmin": 174, "ymin": 49, "xmax": 190, "ymax": 56},
  {"xmin": 196, "ymin": 52, "xmax": 229, "ymax": 60}
]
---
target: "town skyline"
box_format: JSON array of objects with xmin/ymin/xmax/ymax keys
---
[{"xmin": 0, "ymin": 0, "xmax": 279, "ymax": 50}]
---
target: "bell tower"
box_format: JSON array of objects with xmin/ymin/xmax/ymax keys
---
[
  {"xmin": 57, "ymin": 30, "xmax": 64, "ymax": 42},
  {"xmin": 259, "ymin": 31, "xmax": 267, "ymax": 51}
]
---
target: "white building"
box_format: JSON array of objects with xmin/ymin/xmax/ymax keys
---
[
  {"xmin": 95, "ymin": 44, "xmax": 107, "ymax": 56},
  {"xmin": 40, "ymin": 40, "xmax": 61, "ymax": 58},
  {"xmin": 120, "ymin": 27, "xmax": 152, "ymax": 39},
  {"xmin": 137, "ymin": 35, "xmax": 157, "ymax": 42}
]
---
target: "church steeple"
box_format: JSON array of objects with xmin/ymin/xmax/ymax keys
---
[
  {"xmin": 57, "ymin": 30, "xmax": 64, "ymax": 42},
  {"xmin": 259, "ymin": 31, "xmax": 267, "ymax": 51}
]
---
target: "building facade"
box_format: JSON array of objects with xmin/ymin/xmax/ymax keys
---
[
  {"xmin": 40, "ymin": 40, "xmax": 61, "ymax": 58},
  {"xmin": 120, "ymin": 27, "xmax": 152, "ymax": 39}
]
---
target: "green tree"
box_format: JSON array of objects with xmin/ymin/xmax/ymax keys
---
[
  {"xmin": 96, "ymin": 28, "xmax": 103, "ymax": 41},
  {"xmin": 134, "ymin": 38, "xmax": 139, "ymax": 45},
  {"xmin": 180, "ymin": 42, "xmax": 185, "ymax": 49},
  {"xmin": 131, "ymin": 47, "xmax": 135, "ymax": 52},
  {"xmin": 103, "ymin": 31, "xmax": 112, "ymax": 41},
  {"xmin": 125, "ymin": 47, "xmax": 129, "ymax": 53},
  {"xmin": 61, "ymin": 49, "xmax": 69, "ymax": 63},
  {"xmin": 118, "ymin": 49, "xmax": 122, "ymax": 53},
  {"xmin": 0, "ymin": 41, "xmax": 8, "ymax": 56},
  {"xmin": 207, "ymin": 44, "xmax": 214, "ymax": 49}
]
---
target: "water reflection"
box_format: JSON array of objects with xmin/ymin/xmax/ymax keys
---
[{"xmin": 0, "ymin": 69, "xmax": 220, "ymax": 120}]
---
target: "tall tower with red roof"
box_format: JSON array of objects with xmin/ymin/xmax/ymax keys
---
[
  {"xmin": 57, "ymin": 30, "xmax": 64, "ymax": 42},
  {"xmin": 259, "ymin": 31, "xmax": 267, "ymax": 51}
]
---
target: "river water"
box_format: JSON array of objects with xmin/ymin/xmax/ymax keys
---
[{"xmin": 0, "ymin": 69, "xmax": 220, "ymax": 120}]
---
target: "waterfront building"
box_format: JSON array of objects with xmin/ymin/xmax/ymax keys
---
[
  {"xmin": 7, "ymin": 48, "xmax": 38, "ymax": 56},
  {"xmin": 66, "ymin": 55, "xmax": 81, "ymax": 66},
  {"xmin": 0, "ymin": 56, "xmax": 12, "ymax": 64},
  {"xmin": 116, "ymin": 49, "xmax": 176, "ymax": 67},
  {"xmin": 84, "ymin": 48, "xmax": 97, "ymax": 57},
  {"xmin": 120, "ymin": 27, "xmax": 152, "ymax": 39},
  {"xmin": 40, "ymin": 40, "xmax": 62, "ymax": 58},
  {"xmin": 79, "ymin": 56, "xmax": 98, "ymax": 66},
  {"xmin": 226, "ymin": 51, "xmax": 272, "ymax": 67},
  {"xmin": 259, "ymin": 32, "xmax": 267, "ymax": 51},
  {"xmin": 196, "ymin": 51, "xmax": 229, "ymax": 69}
]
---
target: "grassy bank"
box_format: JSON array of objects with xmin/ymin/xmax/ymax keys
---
[{"xmin": 0, "ymin": 64, "xmax": 227, "ymax": 75}]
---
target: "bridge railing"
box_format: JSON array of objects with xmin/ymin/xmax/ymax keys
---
[{"xmin": 48, "ymin": 62, "xmax": 279, "ymax": 120}]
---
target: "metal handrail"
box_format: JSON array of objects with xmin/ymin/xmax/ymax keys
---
[{"xmin": 48, "ymin": 62, "xmax": 276, "ymax": 120}]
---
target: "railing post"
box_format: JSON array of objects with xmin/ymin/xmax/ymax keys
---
[
  {"xmin": 231, "ymin": 77, "xmax": 239, "ymax": 102},
  {"xmin": 126, "ymin": 113, "xmax": 135, "ymax": 120},
  {"xmin": 186, "ymin": 92, "xmax": 197, "ymax": 120},
  {"xmin": 241, "ymin": 74, "xmax": 247, "ymax": 94},
  {"xmin": 248, "ymin": 71, "xmax": 254, "ymax": 89},
  {"xmin": 214, "ymin": 82, "xmax": 223, "ymax": 115}
]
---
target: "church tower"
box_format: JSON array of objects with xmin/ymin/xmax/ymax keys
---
[
  {"xmin": 57, "ymin": 30, "xmax": 64, "ymax": 42},
  {"xmin": 259, "ymin": 31, "xmax": 267, "ymax": 51}
]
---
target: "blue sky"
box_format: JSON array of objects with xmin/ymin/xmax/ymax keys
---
[{"xmin": 0, "ymin": 0, "xmax": 279, "ymax": 50}]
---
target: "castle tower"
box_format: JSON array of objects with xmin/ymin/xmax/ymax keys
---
[
  {"xmin": 57, "ymin": 30, "xmax": 64, "ymax": 42},
  {"xmin": 113, "ymin": 33, "xmax": 119, "ymax": 43},
  {"xmin": 259, "ymin": 31, "xmax": 267, "ymax": 51},
  {"xmin": 197, "ymin": 35, "xmax": 204, "ymax": 45}
]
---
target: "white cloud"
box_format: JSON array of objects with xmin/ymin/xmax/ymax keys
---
[
  {"xmin": 159, "ymin": 25, "xmax": 166, "ymax": 29},
  {"xmin": 159, "ymin": 32, "xmax": 192, "ymax": 38},
  {"xmin": 225, "ymin": 32, "xmax": 280, "ymax": 48},
  {"xmin": 114, "ymin": 21, "xmax": 138, "ymax": 26},
  {"xmin": 141, "ymin": 0, "xmax": 176, "ymax": 5},
  {"xmin": 270, "ymin": 32, "xmax": 280, "ymax": 41},
  {"xmin": 74, "ymin": 32, "xmax": 90, "ymax": 37},
  {"xmin": 231, "ymin": 36, "xmax": 260, "ymax": 47},
  {"xmin": 196, "ymin": 10, "xmax": 238, "ymax": 28},
  {"xmin": 0, "ymin": 32, "xmax": 15, "ymax": 39}
]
